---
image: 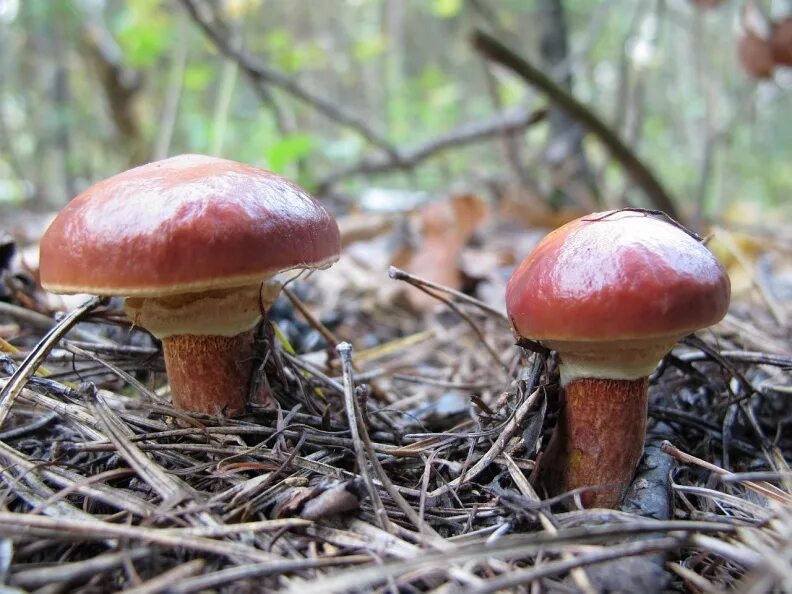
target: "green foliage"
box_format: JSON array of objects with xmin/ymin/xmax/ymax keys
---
[
  {"xmin": 183, "ymin": 65, "xmax": 214, "ymax": 91},
  {"xmin": 431, "ymin": 0, "xmax": 462, "ymax": 19},
  {"xmin": 264, "ymin": 134, "xmax": 314, "ymax": 174},
  {"xmin": 1, "ymin": 0, "xmax": 789, "ymax": 219},
  {"xmin": 353, "ymin": 34, "xmax": 387, "ymax": 61},
  {"xmin": 113, "ymin": 0, "xmax": 172, "ymax": 67},
  {"xmin": 183, "ymin": 113, "xmax": 210, "ymax": 152},
  {"xmin": 264, "ymin": 29, "xmax": 327, "ymax": 73}
]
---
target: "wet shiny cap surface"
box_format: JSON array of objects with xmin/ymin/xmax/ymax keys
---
[
  {"xmin": 40, "ymin": 154, "xmax": 341, "ymax": 296},
  {"xmin": 506, "ymin": 210, "xmax": 731, "ymax": 342}
]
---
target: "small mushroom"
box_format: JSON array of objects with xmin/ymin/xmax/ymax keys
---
[
  {"xmin": 40, "ymin": 154, "xmax": 340, "ymax": 416},
  {"xmin": 771, "ymin": 16, "xmax": 792, "ymax": 67},
  {"xmin": 505, "ymin": 210, "xmax": 730, "ymax": 508},
  {"xmin": 738, "ymin": 29, "xmax": 775, "ymax": 79},
  {"xmin": 737, "ymin": 1, "xmax": 776, "ymax": 79}
]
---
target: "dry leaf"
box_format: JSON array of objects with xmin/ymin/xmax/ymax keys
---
[
  {"xmin": 338, "ymin": 211, "xmax": 394, "ymax": 248},
  {"xmin": 273, "ymin": 479, "xmax": 363, "ymax": 520},
  {"xmin": 393, "ymin": 194, "xmax": 488, "ymax": 311},
  {"xmin": 497, "ymin": 192, "xmax": 587, "ymax": 231}
]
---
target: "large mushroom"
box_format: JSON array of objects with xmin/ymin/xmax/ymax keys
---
[
  {"xmin": 506, "ymin": 210, "xmax": 730, "ymax": 508},
  {"xmin": 40, "ymin": 154, "xmax": 340, "ymax": 416}
]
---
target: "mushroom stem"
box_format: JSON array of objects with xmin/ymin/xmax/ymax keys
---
[
  {"xmin": 162, "ymin": 329, "xmax": 263, "ymax": 416},
  {"xmin": 538, "ymin": 377, "xmax": 648, "ymax": 508}
]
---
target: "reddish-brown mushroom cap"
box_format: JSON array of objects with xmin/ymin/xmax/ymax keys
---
[
  {"xmin": 39, "ymin": 154, "xmax": 340, "ymax": 296},
  {"xmin": 506, "ymin": 210, "xmax": 730, "ymax": 347}
]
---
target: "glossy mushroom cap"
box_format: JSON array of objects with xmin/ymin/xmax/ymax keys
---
[
  {"xmin": 506, "ymin": 210, "xmax": 730, "ymax": 382},
  {"xmin": 39, "ymin": 154, "xmax": 341, "ymax": 297}
]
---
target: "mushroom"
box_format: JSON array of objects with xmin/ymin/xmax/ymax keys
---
[
  {"xmin": 771, "ymin": 16, "xmax": 792, "ymax": 67},
  {"xmin": 505, "ymin": 210, "xmax": 730, "ymax": 508},
  {"xmin": 39, "ymin": 154, "xmax": 340, "ymax": 416},
  {"xmin": 737, "ymin": 1, "xmax": 776, "ymax": 79},
  {"xmin": 738, "ymin": 29, "xmax": 775, "ymax": 79}
]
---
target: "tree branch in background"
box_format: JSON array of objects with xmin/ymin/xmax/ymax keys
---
[
  {"xmin": 472, "ymin": 29, "xmax": 681, "ymax": 222},
  {"xmin": 479, "ymin": 62, "xmax": 533, "ymax": 190},
  {"xmin": 81, "ymin": 26, "xmax": 142, "ymax": 143},
  {"xmin": 315, "ymin": 107, "xmax": 546, "ymax": 194},
  {"xmin": 538, "ymin": 0, "xmax": 598, "ymax": 209},
  {"xmin": 53, "ymin": 3, "xmax": 76, "ymax": 201},
  {"xmin": 463, "ymin": 1, "xmax": 534, "ymax": 191},
  {"xmin": 197, "ymin": 1, "xmax": 296, "ymax": 141},
  {"xmin": 81, "ymin": 20, "xmax": 146, "ymax": 168},
  {"xmin": 153, "ymin": 12, "xmax": 189, "ymax": 161},
  {"xmin": 179, "ymin": 0, "xmax": 399, "ymax": 159}
]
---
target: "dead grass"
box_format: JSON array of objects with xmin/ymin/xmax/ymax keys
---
[{"xmin": 0, "ymin": 227, "xmax": 790, "ymax": 593}]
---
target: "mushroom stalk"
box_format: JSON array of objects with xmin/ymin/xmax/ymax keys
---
[
  {"xmin": 125, "ymin": 282, "xmax": 281, "ymax": 416},
  {"xmin": 162, "ymin": 330, "xmax": 259, "ymax": 416},
  {"xmin": 538, "ymin": 377, "xmax": 648, "ymax": 508}
]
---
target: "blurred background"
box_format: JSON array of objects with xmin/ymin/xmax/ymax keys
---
[{"xmin": 0, "ymin": 0, "xmax": 790, "ymax": 233}]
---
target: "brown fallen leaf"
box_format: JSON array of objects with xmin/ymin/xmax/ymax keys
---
[
  {"xmin": 496, "ymin": 190, "xmax": 587, "ymax": 231},
  {"xmin": 273, "ymin": 479, "xmax": 363, "ymax": 521},
  {"xmin": 393, "ymin": 193, "xmax": 488, "ymax": 312},
  {"xmin": 337, "ymin": 211, "xmax": 394, "ymax": 248}
]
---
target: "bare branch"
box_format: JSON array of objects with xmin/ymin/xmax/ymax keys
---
[
  {"xmin": 471, "ymin": 29, "xmax": 681, "ymax": 221},
  {"xmin": 179, "ymin": 0, "xmax": 398, "ymax": 158},
  {"xmin": 316, "ymin": 106, "xmax": 546, "ymax": 193}
]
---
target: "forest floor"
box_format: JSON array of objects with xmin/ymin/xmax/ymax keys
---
[{"xmin": 0, "ymin": 201, "xmax": 790, "ymax": 593}]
